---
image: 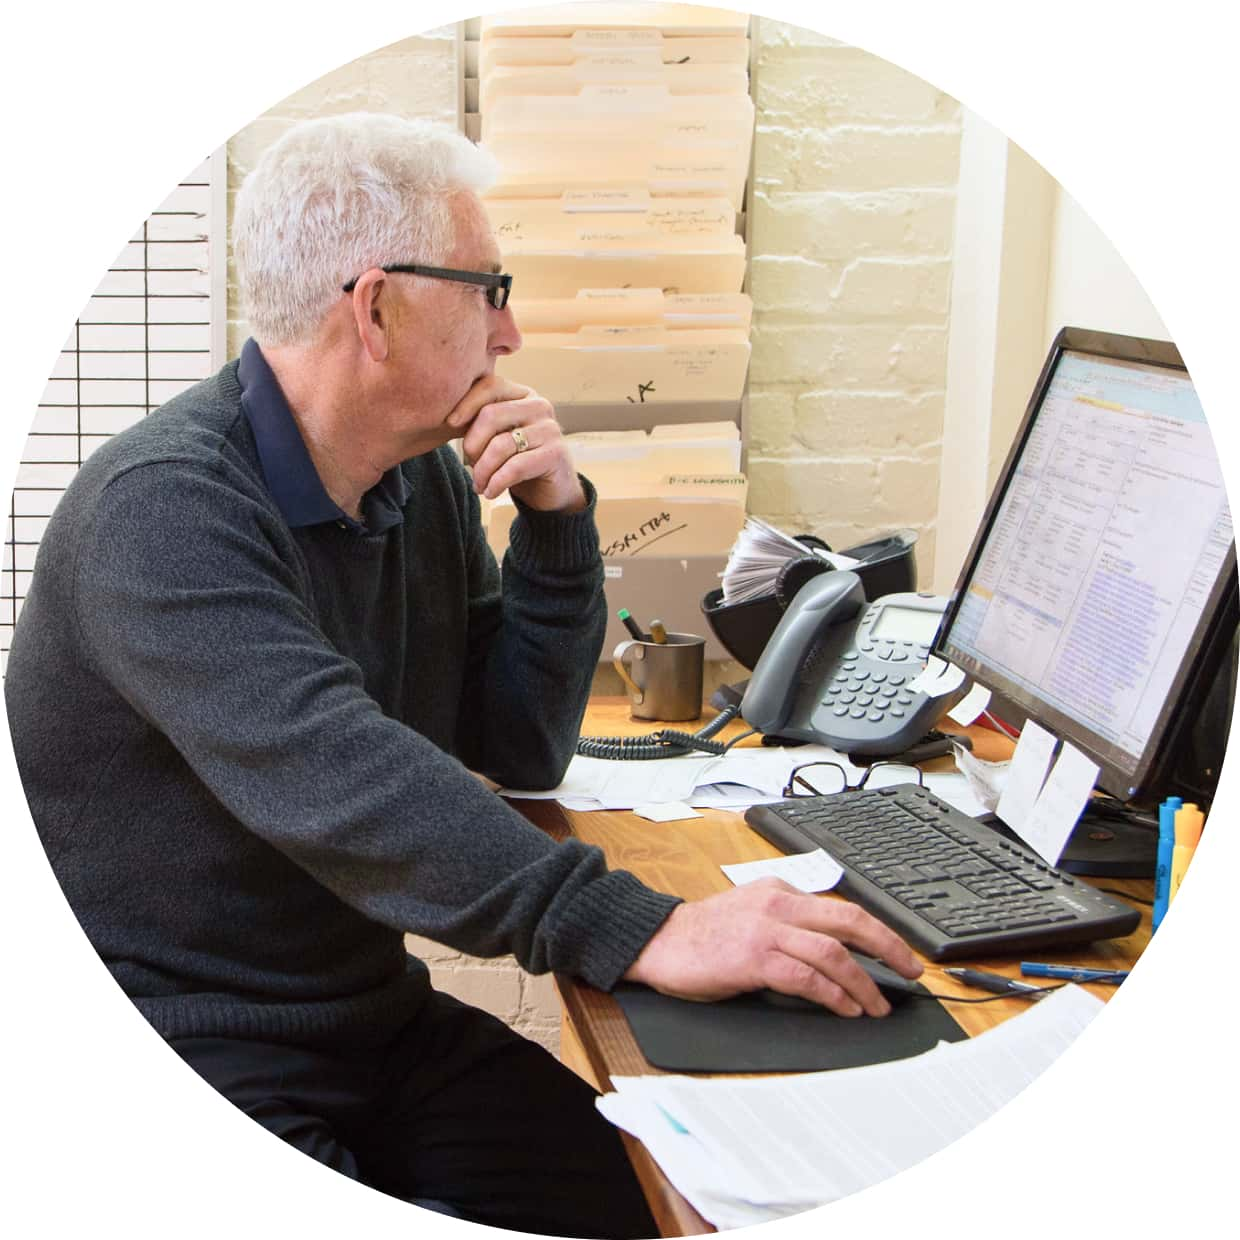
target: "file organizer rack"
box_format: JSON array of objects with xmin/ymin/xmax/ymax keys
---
[{"xmin": 459, "ymin": 9, "xmax": 760, "ymax": 660}]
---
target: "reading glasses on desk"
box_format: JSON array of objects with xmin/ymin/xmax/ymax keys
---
[{"xmin": 782, "ymin": 761, "xmax": 924, "ymax": 799}]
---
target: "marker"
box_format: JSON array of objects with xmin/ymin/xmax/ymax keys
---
[
  {"xmin": 617, "ymin": 609, "xmax": 645, "ymax": 641},
  {"xmin": 1168, "ymin": 803, "xmax": 1205, "ymax": 906},
  {"xmin": 1020, "ymin": 963, "xmax": 1129, "ymax": 984},
  {"xmin": 648, "ymin": 619, "xmax": 668, "ymax": 644},
  {"xmin": 1151, "ymin": 796, "xmax": 1182, "ymax": 932},
  {"xmin": 944, "ymin": 967, "xmax": 1046, "ymax": 998}
]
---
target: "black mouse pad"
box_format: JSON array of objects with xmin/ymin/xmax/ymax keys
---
[{"xmin": 612, "ymin": 982, "xmax": 967, "ymax": 1073}]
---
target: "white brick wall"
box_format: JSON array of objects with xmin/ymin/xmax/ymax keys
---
[
  {"xmin": 747, "ymin": 25, "xmax": 961, "ymax": 579},
  {"xmin": 222, "ymin": 14, "xmax": 964, "ymax": 1056}
]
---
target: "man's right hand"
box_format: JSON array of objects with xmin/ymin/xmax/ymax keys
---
[{"xmin": 622, "ymin": 878, "xmax": 923, "ymax": 1018}]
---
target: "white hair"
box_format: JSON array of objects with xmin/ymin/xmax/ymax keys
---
[{"xmin": 233, "ymin": 113, "xmax": 499, "ymax": 346}]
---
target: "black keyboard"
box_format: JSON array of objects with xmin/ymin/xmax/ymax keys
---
[{"xmin": 744, "ymin": 784, "xmax": 1141, "ymax": 960}]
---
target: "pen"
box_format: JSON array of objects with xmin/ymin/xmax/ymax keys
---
[
  {"xmin": 944, "ymin": 967, "xmax": 1046, "ymax": 998},
  {"xmin": 617, "ymin": 609, "xmax": 645, "ymax": 642},
  {"xmin": 648, "ymin": 619, "xmax": 668, "ymax": 644},
  {"xmin": 1152, "ymin": 795, "xmax": 1182, "ymax": 932},
  {"xmin": 1019, "ymin": 963, "xmax": 1129, "ymax": 984}
]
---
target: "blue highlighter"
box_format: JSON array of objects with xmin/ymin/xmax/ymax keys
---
[{"xmin": 1151, "ymin": 796, "xmax": 1181, "ymax": 932}]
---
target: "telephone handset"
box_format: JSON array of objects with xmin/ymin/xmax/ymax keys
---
[{"xmin": 740, "ymin": 570, "xmax": 967, "ymax": 757}]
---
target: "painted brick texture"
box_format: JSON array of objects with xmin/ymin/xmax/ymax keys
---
[{"xmin": 748, "ymin": 27, "xmax": 961, "ymax": 574}]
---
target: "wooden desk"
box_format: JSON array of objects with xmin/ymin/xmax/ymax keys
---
[{"xmin": 535, "ymin": 699, "xmax": 1153, "ymax": 1236}]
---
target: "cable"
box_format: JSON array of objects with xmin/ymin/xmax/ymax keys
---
[
  {"xmin": 981, "ymin": 708, "xmax": 1020, "ymax": 740},
  {"xmin": 575, "ymin": 702, "xmax": 742, "ymax": 760},
  {"xmin": 907, "ymin": 983, "xmax": 1067, "ymax": 1003},
  {"xmin": 1097, "ymin": 888, "xmax": 1154, "ymax": 906}
]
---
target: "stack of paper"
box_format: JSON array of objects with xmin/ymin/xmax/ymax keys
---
[
  {"xmin": 721, "ymin": 517, "xmax": 861, "ymax": 604},
  {"xmin": 488, "ymin": 195, "xmax": 747, "ymax": 301},
  {"xmin": 596, "ymin": 984, "xmax": 1105, "ymax": 1228},
  {"xmin": 499, "ymin": 288, "xmax": 752, "ymax": 405},
  {"xmin": 485, "ymin": 421, "xmax": 747, "ymax": 561},
  {"xmin": 481, "ymin": 5, "xmax": 753, "ymax": 207}
]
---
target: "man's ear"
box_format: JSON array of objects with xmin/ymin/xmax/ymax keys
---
[{"xmin": 348, "ymin": 269, "xmax": 390, "ymax": 362}]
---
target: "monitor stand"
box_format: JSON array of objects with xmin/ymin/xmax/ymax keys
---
[{"xmin": 985, "ymin": 803, "xmax": 1158, "ymax": 879}]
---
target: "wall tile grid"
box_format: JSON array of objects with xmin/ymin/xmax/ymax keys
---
[{"xmin": 4, "ymin": 169, "xmax": 215, "ymax": 673}]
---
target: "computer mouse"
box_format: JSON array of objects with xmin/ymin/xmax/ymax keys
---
[
  {"xmin": 846, "ymin": 950, "xmax": 925, "ymax": 1001},
  {"xmin": 756, "ymin": 951, "xmax": 923, "ymax": 1012}
]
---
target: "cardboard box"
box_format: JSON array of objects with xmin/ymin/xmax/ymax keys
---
[{"xmin": 487, "ymin": 476, "xmax": 746, "ymax": 563}]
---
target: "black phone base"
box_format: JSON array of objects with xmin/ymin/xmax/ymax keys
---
[{"xmin": 981, "ymin": 806, "xmax": 1158, "ymax": 878}]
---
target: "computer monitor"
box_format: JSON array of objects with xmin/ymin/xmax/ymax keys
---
[{"xmin": 934, "ymin": 327, "xmax": 1237, "ymax": 872}]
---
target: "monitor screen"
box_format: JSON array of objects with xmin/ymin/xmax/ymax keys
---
[{"xmin": 936, "ymin": 329, "xmax": 1235, "ymax": 801}]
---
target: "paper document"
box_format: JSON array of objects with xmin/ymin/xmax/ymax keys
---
[
  {"xmin": 597, "ymin": 984, "xmax": 1104, "ymax": 1227},
  {"xmin": 1019, "ymin": 742, "xmax": 1101, "ymax": 864},
  {"xmin": 906, "ymin": 655, "xmax": 967, "ymax": 699},
  {"xmin": 633, "ymin": 801, "xmax": 701, "ymax": 823},
  {"xmin": 480, "ymin": 34, "xmax": 752, "ymax": 75},
  {"xmin": 996, "ymin": 719, "xmax": 1057, "ymax": 831},
  {"xmin": 947, "ymin": 681, "xmax": 992, "ymax": 725},
  {"xmin": 480, "ymin": 5, "xmax": 753, "ymax": 39},
  {"xmin": 721, "ymin": 849, "xmax": 843, "ymax": 893}
]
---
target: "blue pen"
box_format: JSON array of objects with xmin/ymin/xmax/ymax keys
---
[
  {"xmin": 1152, "ymin": 796, "xmax": 1182, "ymax": 931},
  {"xmin": 1020, "ymin": 963, "xmax": 1129, "ymax": 984}
]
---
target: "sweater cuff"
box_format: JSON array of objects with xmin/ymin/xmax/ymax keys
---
[
  {"xmin": 551, "ymin": 868, "xmax": 682, "ymax": 991},
  {"xmin": 507, "ymin": 474, "xmax": 601, "ymax": 573}
]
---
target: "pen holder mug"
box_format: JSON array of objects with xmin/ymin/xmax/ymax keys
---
[{"xmin": 613, "ymin": 633, "xmax": 705, "ymax": 722}]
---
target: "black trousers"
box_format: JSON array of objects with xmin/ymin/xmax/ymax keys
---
[{"xmin": 169, "ymin": 990, "xmax": 657, "ymax": 1238}]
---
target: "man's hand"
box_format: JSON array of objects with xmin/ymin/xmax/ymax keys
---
[
  {"xmin": 448, "ymin": 375, "xmax": 585, "ymax": 513},
  {"xmin": 623, "ymin": 878, "xmax": 923, "ymax": 1018}
]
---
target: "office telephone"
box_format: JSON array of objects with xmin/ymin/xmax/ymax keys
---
[{"xmin": 740, "ymin": 571, "xmax": 967, "ymax": 756}]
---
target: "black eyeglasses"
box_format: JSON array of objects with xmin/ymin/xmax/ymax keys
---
[
  {"xmin": 782, "ymin": 761, "xmax": 925, "ymax": 799},
  {"xmin": 342, "ymin": 263, "xmax": 513, "ymax": 309}
]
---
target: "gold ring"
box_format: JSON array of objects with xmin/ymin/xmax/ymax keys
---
[{"xmin": 510, "ymin": 427, "xmax": 530, "ymax": 454}]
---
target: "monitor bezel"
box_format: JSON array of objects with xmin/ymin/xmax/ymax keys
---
[{"xmin": 932, "ymin": 326, "xmax": 1237, "ymax": 804}]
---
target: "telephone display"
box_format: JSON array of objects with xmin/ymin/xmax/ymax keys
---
[{"xmin": 740, "ymin": 571, "xmax": 968, "ymax": 757}]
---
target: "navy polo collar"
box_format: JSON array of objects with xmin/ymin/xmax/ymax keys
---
[{"xmin": 238, "ymin": 338, "xmax": 409, "ymax": 533}]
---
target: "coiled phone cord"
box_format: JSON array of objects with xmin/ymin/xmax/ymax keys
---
[{"xmin": 575, "ymin": 702, "xmax": 745, "ymax": 760}]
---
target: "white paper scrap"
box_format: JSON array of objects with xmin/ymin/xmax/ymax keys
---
[
  {"xmin": 1018, "ymin": 741, "xmax": 1101, "ymax": 864},
  {"xmin": 721, "ymin": 848, "xmax": 844, "ymax": 893},
  {"xmin": 907, "ymin": 655, "xmax": 968, "ymax": 699},
  {"xmin": 996, "ymin": 719, "xmax": 1057, "ymax": 831},
  {"xmin": 633, "ymin": 801, "xmax": 702, "ymax": 823},
  {"xmin": 947, "ymin": 681, "xmax": 992, "ymax": 725},
  {"xmin": 906, "ymin": 654, "xmax": 947, "ymax": 694},
  {"xmin": 950, "ymin": 743, "xmax": 1008, "ymax": 813}
]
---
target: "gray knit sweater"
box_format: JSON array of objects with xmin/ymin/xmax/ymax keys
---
[{"xmin": 5, "ymin": 359, "xmax": 679, "ymax": 1047}]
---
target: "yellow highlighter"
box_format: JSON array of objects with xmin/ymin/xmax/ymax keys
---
[{"xmin": 1168, "ymin": 803, "xmax": 1205, "ymax": 906}]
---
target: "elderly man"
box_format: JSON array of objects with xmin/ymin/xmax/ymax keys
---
[{"xmin": 6, "ymin": 113, "xmax": 919, "ymax": 1235}]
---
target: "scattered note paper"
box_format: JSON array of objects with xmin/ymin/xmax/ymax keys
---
[
  {"xmin": 1018, "ymin": 742, "xmax": 1101, "ymax": 864},
  {"xmin": 633, "ymin": 801, "xmax": 703, "ymax": 823},
  {"xmin": 951, "ymin": 742, "xmax": 1009, "ymax": 813},
  {"xmin": 907, "ymin": 655, "xmax": 968, "ymax": 699},
  {"xmin": 996, "ymin": 719, "xmax": 1057, "ymax": 831},
  {"xmin": 721, "ymin": 849, "xmax": 844, "ymax": 893},
  {"xmin": 947, "ymin": 681, "xmax": 992, "ymax": 725}
]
